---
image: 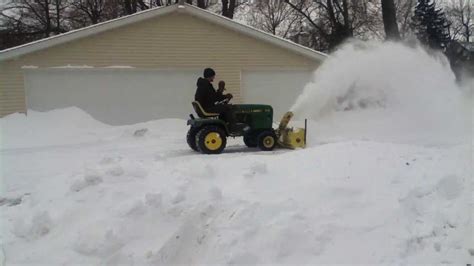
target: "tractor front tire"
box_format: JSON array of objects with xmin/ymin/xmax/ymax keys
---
[
  {"xmin": 196, "ymin": 126, "xmax": 227, "ymax": 154},
  {"xmin": 257, "ymin": 130, "xmax": 277, "ymax": 151},
  {"xmin": 187, "ymin": 127, "xmax": 201, "ymax": 151}
]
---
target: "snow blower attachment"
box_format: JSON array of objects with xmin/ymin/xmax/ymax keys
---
[
  {"xmin": 275, "ymin": 111, "xmax": 307, "ymax": 149},
  {"xmin": 187, "ymin": 102, "xmax": 307, "ymax": 154}
]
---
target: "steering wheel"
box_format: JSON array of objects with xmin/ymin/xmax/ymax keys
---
[
  {"xmin": 222, "ymin": 97, "xmax": 231, "ymax": 104},
  {"xmin": 215, "ymin": 97, "xmax": 231, "ymax": 105}
]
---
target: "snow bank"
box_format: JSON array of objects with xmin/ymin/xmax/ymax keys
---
[
  {"xmin": 0, "ymin": 107, "xmax": 109, "ymax": 149},
  {"xmin": 1, "ymin": 110, "xmax": 471, "ymax": 264},
  {"xmin": 0, "ymin": 107, "xmax": 187, "ymax": 150},
  {"xmin": 2, "ymin": 133, "xmax": 471, "ymax": 264},
  {"xmin": 292, "ymin": 41, "xmax": 472, "ymax": 146}
]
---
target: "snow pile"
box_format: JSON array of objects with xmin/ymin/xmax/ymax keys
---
[
  {"xmin": 0, "ymin": 107, "xmax": 109, "ymax": 149},
  {"xmin": 1, "ymin": 107, "xmax": 472, "ymax": 265},
  {"xmin": 292, "ymin": 41, "xmax": 471, "ymax": 145},
  {"xmin": 0, "ymin": 107, "xmax": 188, "ymax": 150}
]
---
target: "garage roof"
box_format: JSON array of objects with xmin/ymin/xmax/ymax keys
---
[{"xmin": 0, "ymin": 4, "xmax": 327, "ymax": 62}]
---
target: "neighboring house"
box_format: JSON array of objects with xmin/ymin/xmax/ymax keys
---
[{"xmin": 0, "ymin": 3, "xmax": 325, "ymax": 125}]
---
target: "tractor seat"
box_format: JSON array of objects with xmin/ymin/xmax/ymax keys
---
[{"xmin": 192, "ymin": 101, "xmax": 219, "ymax": 118}]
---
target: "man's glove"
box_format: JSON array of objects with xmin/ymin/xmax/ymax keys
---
[{"xmin": 218, "ymin": 81, "xmax": 226, "ymax": 94}]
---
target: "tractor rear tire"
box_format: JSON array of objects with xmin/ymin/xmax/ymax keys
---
[
  {"xmin": 187, "ymin": 127, "xmax": 200, "ymax": 151},
  {"xmin": 243, "ymin": 134, "xmax": 257, "ymax": 148},
  {"xmin": 257, "ymin": 130, "xmax": 277, "ymax": 151},
  {"xmin": 196, "ymin": 126, "xmax": 227, "ymax": 154}
]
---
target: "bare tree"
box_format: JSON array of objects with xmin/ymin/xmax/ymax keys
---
[
  {"xmin": 221, "ymin": 0, "xmax": 236, "ymax": 18},
  {"xmin": 197, "ymin": 0, "xmax": 207, "ymax": 8},
  {"xmin": 284, "ymin": 0, "xmax": 380, "ymax": 51},
  {"xmin": 0, "ymin": 13, "xmax": 43, "ymax": 49},
  {"xmin": 153, "ymin": 0, "xmax": 182, "ymax": 6},
  {"xmin": 247, "ymin": 0, "xmax": 299, "ymax": 38},
  {"xmin": 446, "ymin": 0, "xmax": 473, "ymax": 42},
  {"xmin": 381, "ymin": 0, "xmax": 400, "ymax": 39},
  {"xmin": 395, "ymin": 0, "xmax": 416, "ymax": 37},
  {"xmin": 0, "ymin": 0, "xmax": 68, "ymax": 38},
  {"xmin": 152, "ymin": 0, "xmax": 216, "ymax": 8},
  {"xmin": 70, "ymin": 0, "xmax": 105, "ymax": 24},
  {"xmin": 119, "ymin": 0, "xmax": 219, "ymax": 14},
  {"xmin": 284, "ymin": 0, "xmax": 348, "ymax": 50},
  {"xmin": 68, "ymin": 0, "xmax": 122, "ymax": 26}
]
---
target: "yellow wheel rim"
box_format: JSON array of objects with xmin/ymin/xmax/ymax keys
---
[
  {"xmin": 204, "ymin": 132, "xmax": 223, "ymax": 151},
  {"xmin": 263, "ymin": 135, "xmax": 275, "ymax": 148}
]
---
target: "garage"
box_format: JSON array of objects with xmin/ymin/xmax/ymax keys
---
[
  {"xmin": 241, "ymin": 70, "xmax": 313, "ymax": 119},
  {"xmin": 0, "ymin": 4, "xmax": 325, "ymax": 123},
  {"xmin": 24, "ymin": 69, "xmax": 200, "ymax": 125}
]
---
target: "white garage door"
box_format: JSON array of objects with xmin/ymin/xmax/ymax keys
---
[
  {"xmin": 25, "ymin": 69, "xmax": 201, "ymax": 125},
  {"xmin": 241, "ymin": 70, "xmax": 313, "ymax": 120}
]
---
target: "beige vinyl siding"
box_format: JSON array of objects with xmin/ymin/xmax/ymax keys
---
[{"xmin": 0, "ymin": 12, "xmax": 319, "ymax": 117}]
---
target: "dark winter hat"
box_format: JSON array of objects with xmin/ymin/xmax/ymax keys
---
[{"xmin": 203, "ymin": 68, "xmax": 216, "ymax": 78}]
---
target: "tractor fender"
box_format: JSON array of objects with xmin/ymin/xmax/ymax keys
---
[{"xmin": 187, "ymin": 118, "xmax": 229, "ymax": 135}]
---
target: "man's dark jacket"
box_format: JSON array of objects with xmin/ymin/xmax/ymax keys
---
[{"xmin": 195, "ymin": 77, "xmax": 225, "ymax": 109}]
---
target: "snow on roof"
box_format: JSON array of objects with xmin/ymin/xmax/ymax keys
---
[{"xmin": 0, "ymin": 4, "xmax": 326, "ymax": 62}]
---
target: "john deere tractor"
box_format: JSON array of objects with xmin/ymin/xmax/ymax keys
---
[{"xmin": 187, "ymin": 100, "xmax": 306, "ymax": 154}]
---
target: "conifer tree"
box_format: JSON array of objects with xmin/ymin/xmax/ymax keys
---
[{"xmin": 412, "ymin": 0, "xmax": 452, "ymax": 49}]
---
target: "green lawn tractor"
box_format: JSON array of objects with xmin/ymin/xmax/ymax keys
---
[{"xmin": 187, "ymin": 101, "xmax": 307, "ymax": 154}]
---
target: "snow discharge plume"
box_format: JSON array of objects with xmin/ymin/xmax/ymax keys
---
[{"xmin": 291, "ymin": 40, "xmax": 472, "ymax": 145}]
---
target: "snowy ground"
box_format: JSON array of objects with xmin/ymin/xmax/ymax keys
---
[
  {"xmin": 2, "ymin": 41, "xmax": 473, "ymax": 265},
  {"xmin": 1, "ymin": 107, "xmax": 472, "ymax": 265}
]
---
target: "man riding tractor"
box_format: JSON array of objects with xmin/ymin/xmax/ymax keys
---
[
  {"xmin": 187, "ymin": 68, "xmax": 306, "ymax": 154},
  {"xmin": 194, "ymin": 68, "xmax": 234, "ymax": 124}
]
